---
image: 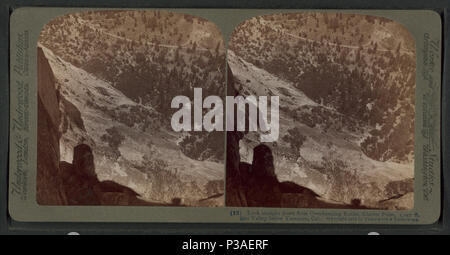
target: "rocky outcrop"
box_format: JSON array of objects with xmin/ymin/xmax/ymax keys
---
[
  {"xmin": 240, "ymin": 144, "xmax": 365, "ymax": 208},
  {"xmin": 36, "ymin": 47, "xmax": 67, "ymax": 205},
  {"xmin": 61, "ymin": 144, "xmax": 163, "ymax": 206},
  {"xmin": 245, "ymin": 144, "xmax": 282, "ymax": 207}
]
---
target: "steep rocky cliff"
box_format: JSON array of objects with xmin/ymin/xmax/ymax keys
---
[
  {"xmin": 225, "ymin": 65, "xmax": 248, "ymax": 207},
  {"xmin": 36, "ymin": 47, "xmax": 67, "ymax": 205},
  {"xmin": 37, "ymin": 47, "xmax": 167, "ymax": 206}
]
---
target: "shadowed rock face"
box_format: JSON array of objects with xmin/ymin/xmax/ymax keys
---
[
  {"xmin": 225, "ymin": 65, "xmax": 248, "ymax": 207},
  {"xmin": 60, "ymin": 143, "xmax": 160, "ymax": 206},
  {"xmin": 252, "ymin": 144, "xmax": 275, "ymax": 178},
  {"xmin": 60, "ymin": 96, "xmax": 86, "ymax": 132},
  {"xmin": 37, "ymin": 47, "xmax": 67, "ymax": 205},
  {"xmin": 72, "ymin": 144, "xmax": 96, "ymax": 180},
  {"xmin": 246, "ymin": 144, "xmax": 281, "ymax": 207}
]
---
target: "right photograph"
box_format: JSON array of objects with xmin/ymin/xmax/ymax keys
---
[{"xmin": 226, "ymin": 12, "xmax": 416, "ymax": 210}]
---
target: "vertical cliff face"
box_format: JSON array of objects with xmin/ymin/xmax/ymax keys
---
[
  {"xmin": 36, "ymin": 47, "xmax": 68, "ymax": 205},
  {"xmin": 225, "ymin": 65, "xmax": 248, "ymax": 207}
]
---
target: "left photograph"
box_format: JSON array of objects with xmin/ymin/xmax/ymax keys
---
[{"xmin": 37, "ymin": 10, "xmax": 226, "ymax": 206}]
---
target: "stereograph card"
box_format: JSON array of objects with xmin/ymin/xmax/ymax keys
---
[{"xmin": 8, "ymin": 8, "xmax": 442, "ymax": 224}]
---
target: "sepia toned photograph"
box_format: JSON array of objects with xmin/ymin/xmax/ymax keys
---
[
  {"xmin": 37, "ymin": 10, "xmax": 226, "ymax": 206},
  {"xmin": 226, "ymin": 13, "xmax": 416, "ymax": 210},
  {"xmin": 8, "ymin": 6, "xmax": 442, "ymax": 224}
]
